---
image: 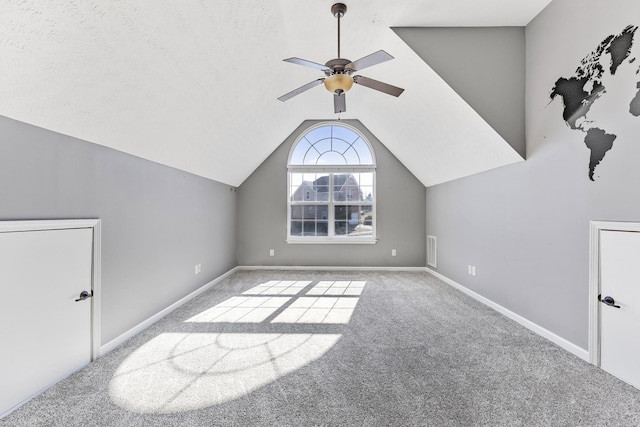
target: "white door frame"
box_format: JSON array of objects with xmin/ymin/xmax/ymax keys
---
[
  {"xmin": 589, "ymin": 220, "xmax": 640, "ymax": 366},
  {"xmin": 0, "ymin": 219, "xmax": 102, "ymax": 360}
]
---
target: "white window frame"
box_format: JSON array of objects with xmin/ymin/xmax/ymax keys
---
[{"xmin": 287, "ymin": 122, "xmax": 377, "ymax": 244}]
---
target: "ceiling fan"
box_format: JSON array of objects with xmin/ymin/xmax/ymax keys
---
[{"xmin": 277, "ymin": 3, "xmax": 404, "ymax": 113}]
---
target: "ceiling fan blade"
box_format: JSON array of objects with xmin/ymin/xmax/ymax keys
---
[
  {"xmin": 278, "ymin": 79, "xmax": 325, "ymax": 102},
  {"xmin": 334, "ymin": 92, "xmax": 346, "ymax": 113},
  {"xmin": 283, "ymin": 57, "xmax": 331, "ymax": 72},
  {"xmin": 346, "ymin": 50, "xmax": 394, "ymax": 72},
  {"xmin": 353, "ymin": 75, "xmax": 404, "ymax": 97}
]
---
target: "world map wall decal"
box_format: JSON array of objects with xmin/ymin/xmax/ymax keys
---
[{"xmin": 550, "ymin": 25, "xmax": 640, "ymax": 181}]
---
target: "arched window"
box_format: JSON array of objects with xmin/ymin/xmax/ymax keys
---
[{"xmin": 288, "ymin": 122, "xmax": 376, "ymax": 243}]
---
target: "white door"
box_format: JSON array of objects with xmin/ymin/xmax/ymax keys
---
[
  {"xmin": 0, "ymin": 227, "xmax": 94, "ymax": 417},
  {"xmin": 600, "ymin": 230, "xmax": 640, "ymax": 389}
]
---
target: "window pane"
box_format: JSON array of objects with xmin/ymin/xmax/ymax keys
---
[
  {"xmin": 290, "ymin": 173, "xmax": 303, "ymax": 187},
  {"xmin": 291, "ymin": 174, "xmax": 334, "ymax": 202},
  {"xmin": 334, "ymin": 220, "xmax": 348, "ymax": 236},
  {"xmin": 291, "ymin": 206, "xmax": 329, "ymax": 237},
  {"xmin": 290, "ymin": 174, "xmax": 307, "ymax": 202},
  {"xmin": 361, "ymin": 188, "xmax": 373, "ymax": 202},
  {"xmin": 358, "ymin": 205, "xmax": 374, "ymax": 237},
  {"xmin": 312, "ymin": 138, "xmax": 332, "ymax": 156},
  {"xmin": 352, "ymin": 138, "xmax": 373, "ymax": 164},
  {"xmin": 333, "ymin": 173, "xmax": 362, "ymax": 202},
  {"xmin": 302, "ymin": 148, "xmax": 320, "ymax": 165},
  {"xmin": 290, "ymin": 139, "xmax": 311, "ymax": 165},
  {"xmin": 290, "ymin": 221, "xmax": 302, "ymax": 236},
  {"xmin": 317, "ymin": 151, "xmax": 346, "ymax": 165},
  {"xmin": 334, "ymin": 205, "xmax": 349, "ymax": 236},
  {"xmin": 343, "ymin": 147, "xmax": 360, "ymax": 164},
  {"xmin": 332, "ymin": 174, "xmax": 346, "ymax": 202},
  {"xmin": 353, "ymin": 173, "xmax": 373, "ymax": 202},
  {"xmin": 331, "ymin": 125, "xmax": 359, "ymax": 145},
  {"xmin": 356, "ymin": 172, "xmax": 373, "ymax": 187},
  {"xmin": 314, "ymin": 174, "xmax": 330, "ymax": 200},
  {"xmin": 302, "ymin": 221, "xmax": 316, "ymax": 236},
  {"xmin": 332, "ymin": 139, "xmax": 350, "ymax": 154},
  {"xmin": 303, "ymin": 172, "xmax": 320, "ymax": 183},
  {"xmin": 334, "ymin": 205, "xmax": 373, "ymax": 237},
  {"xmin": 305, "ymin": 126, "xmax": 332, "ymax": 144}
]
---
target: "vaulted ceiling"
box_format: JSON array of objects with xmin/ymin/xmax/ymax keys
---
[{"xmin": 0, "ymin": 0, "xmax": 552, "ymax": 187}]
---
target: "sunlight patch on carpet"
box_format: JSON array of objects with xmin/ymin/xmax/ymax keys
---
[
  {"xmin": 109, "ymin": 332, "xmax": 341, "ymax": 414},
  {"xmin": 184, "ymin": 296, "xmax": 291, "ymax": 323}
]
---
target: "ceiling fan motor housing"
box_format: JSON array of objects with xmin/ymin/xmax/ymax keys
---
[
  {"xmin": 323, "ymin": 58, "xmax": 354, "ymax": 93},
  {"xmin": 324, "ymin": 58, "xmax": 352, "ymax": 74}
]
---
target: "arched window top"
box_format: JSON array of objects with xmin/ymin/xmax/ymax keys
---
[{"xmin": 289, "ymin": 122, "xmax": 375, "ymax": 166}]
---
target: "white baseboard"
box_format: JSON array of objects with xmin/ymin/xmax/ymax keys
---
[
  {"xmin": 426, "ymin": 268, "xmax": 590, "ymax": 362},
  {"xmin": 100, "ymin": 266, "xmax": 239, "ymax": 356},
  {"xmin": 101, "ymin": 265, "xmax": 588, "ymax": 363},
  {"xmin": 238, "ymin": 265, "xmax": 425, "ymax": 272}
]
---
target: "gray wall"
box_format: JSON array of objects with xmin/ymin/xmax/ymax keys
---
[
  {"xmin": 237, "ymin": 120, "xmax": 426, "ymax": 267},
  {"xmin": 393, "ymin": 26, "xmax": 526, "ymax": 158},
  {"xmin": 422, "ymin": 0, "xmax": 640, "ymax": 349},
  {"xmin": 0, "ymin": 115, "xmax": 237, "ymax": 344}
]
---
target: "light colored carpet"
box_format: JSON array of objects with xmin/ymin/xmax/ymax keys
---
[{"xmin": 2, "ymin": 270, "xmax": 639, "ymax": 426}]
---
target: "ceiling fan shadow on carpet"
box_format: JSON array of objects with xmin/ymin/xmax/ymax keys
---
[{"xmin": 277, "ymin": 3, "xmax": 404, "ymax": 113}]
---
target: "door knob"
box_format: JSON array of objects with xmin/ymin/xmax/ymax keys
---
[
  {"xmin": 75, "ymin": 290, "xmax": 93, "ymax": 302},
  {"xmin": 598, "ymin": 294, "xmax": 620, "ymax": 308}
]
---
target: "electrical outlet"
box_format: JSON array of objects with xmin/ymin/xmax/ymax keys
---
[
  {"xmin": 269, "ymin": 249, "xmax": 275, "ymax": 257},
  {"xmin": 195, "ymin": 264, "xmax": 202, "ymax": 275},
  {"xmin": 391, "ymin": 249, "xmax": 397, "ymax": 257}
]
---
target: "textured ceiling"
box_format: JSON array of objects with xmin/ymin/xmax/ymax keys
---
[{"xmin": 0, "ymin": 0, "xmax": 552, "ymax": 187}]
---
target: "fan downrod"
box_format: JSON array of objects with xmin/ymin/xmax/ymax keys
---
[{"xmin": 331, "ymin": 3, "xmax": 347, "ymax": 59}]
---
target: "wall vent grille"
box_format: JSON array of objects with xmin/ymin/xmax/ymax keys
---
[{"xmin": 427, "ymin": 235, "xmax": 437, "ymax": 268}]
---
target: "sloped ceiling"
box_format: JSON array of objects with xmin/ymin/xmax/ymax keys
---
[
  {"xmin": 0, "ymin": 0, "xmax": 552, "ymax": 187},
  {"xmin": 394, "ymin": 26, "xmax": 527, "ymax": 158}
]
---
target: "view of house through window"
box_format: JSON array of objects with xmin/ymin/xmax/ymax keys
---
[{"xmin": 288, "ymin": 123, "xmax": 376, "ymax": 243}]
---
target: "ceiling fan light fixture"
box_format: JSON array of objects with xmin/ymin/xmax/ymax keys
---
[{"xmin": 324, "ymin": 73, "xmax": 354, "ymax": 93}]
